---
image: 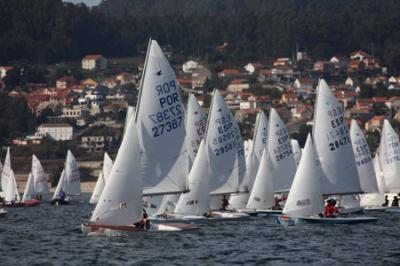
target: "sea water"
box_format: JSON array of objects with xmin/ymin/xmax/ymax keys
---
[{"xmin": 0, "ymin": 194, "xmax": 399, "ymax": 265}]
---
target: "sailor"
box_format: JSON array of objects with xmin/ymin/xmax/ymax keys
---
[
  {"xmin": 134, "ymin": 208, "xmax": 150, "ymax": 229},
  {"xmin": 324, "ymin": 199, "xmax": 339, "ymax": 218},
  {"xmin": 59, "ymin": 189, "xmax": 66, "ymax": 200},
  {"xmin": 220, "ymin": 195, "xmax": 229, "ymax": 211},
  {"xmin": 382, "ymin": 195, "xmax": 389, "ymax": 207},
  {"xmin": 391, "ymin": 196, "xmax": 399, "ymax": 207},
  {"xmin": 272, "ymin": 197, "xmax": 283, "ymax": 210}
]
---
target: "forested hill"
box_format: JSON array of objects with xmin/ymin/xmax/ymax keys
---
[{"xmin": 1, "ymin": 0, "xmax": 400, "ymax": 71}]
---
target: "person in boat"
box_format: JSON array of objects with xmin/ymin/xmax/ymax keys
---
[
  {"xmin": 391, "ymin": 196, "xmax": 399, "ymax": 207},
  {"xmin": 220, "ymin": 195, "xmax": 229, "ymax": 211},
  {"xmin": 59, "ymin": 189, "xmax": 66, "ymax": 201},
  {"xmin": 382, "ymin": 195, "xmax": 389, "ymax": 207},
  {"xmin": 272, "ymin": 197, "xmax": 284, "ymax": 210},
  {"xmin": 324, "ymin": 199, "xmax": 339, "ymax": 218},
  {"xmin": 134, "ymin": 208, "xmax": 150, "ymax": 229}
]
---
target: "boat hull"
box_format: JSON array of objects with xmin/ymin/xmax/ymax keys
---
[
  {"xmin": 0, "ymin": 209, "xmax": 6, "ymax": 218},
  {"xmin": 151, "ymin": 211, "xmax": 250, "ymax": 224},
  {"xmin": 1, "ymin": 199, "xmax": 41, "ymax": 208},
  {"xmin": 363, "ymin": 206, "xmax": 387, "ymax": 212},
  {"xmin": 385, "ymin": 207, "xmax": 400, "ymax": 213},
  {"xmin": 81, "ymin": 222, "xmax": 199, "ymax": 236},
  {"xmin": 275, "ymin": 215, "xmax": 378, "ymax": 225},
  {"xmin": 50, "ymin": 199, "xmax": 69, "ymax": 206}
]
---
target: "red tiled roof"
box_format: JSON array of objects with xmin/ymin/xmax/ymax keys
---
[
  {"xmin": 83, "ymin": 54, "xmax": 104, "ymax": 60},
  {"xmin": 219, "ymin": 69, "xmax": 240, "ymax": 75}
]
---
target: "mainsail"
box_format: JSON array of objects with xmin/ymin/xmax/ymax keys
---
[
  {"xmin": 350, "ymin": 120, "xmax": 379, "ymax": 193},
  {"xmin": 63, "ymin": 150, "xmax": 80, "ymax": 195},
  {"xmin": 32, "ymin": 155, "xmax": 49, "ymax": 194},
  {"xmin": 5, "ymin": 169, "xmax": 20, "ymax": 202},
  {"xmin": 230, "ymin": 111, "xmax": 268, "ymax": 209},
  {"xmin": 206, "ymin": 89, "xmax": 245, "ymax": 195},
  {"xmin": 135, "ymin": 39, "xmax": 186, "ymax": 195},
  {"xmin": 379, "ymin": 119, "xmax": 400, "ymax": 192},
  {"xmin": 313, "ymin": 79, "xmax": 361, "ymax": 195},
  {"xmin": 22, "ymin": 173, "xmax": 35, "ymax": 202},
  {"xmin": 267, "ymin": 108, "xmax": 296, "ymax": 192},
  {"xmin": 1, "ymin": 148, "xmax": 11, "ymax": 192}
]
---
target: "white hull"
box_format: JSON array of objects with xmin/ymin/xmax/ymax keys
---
[
  {"xmin": 275, "ymin": 215, "xmax": 378, "ymax": 225},
  {"xmin": 81, "ymin": 222, "xmax": 199, "ymax": 236},
  {"xmin": 151, "ymin": 211, "xmax": 250, "ymax": 224},
  {"xmin": 0, "ymin": 209, "xmax": 6, "ymax": 218},
  {"xmin": 363, "ymin": 206, "xmax": 387, "ymax": 212}
]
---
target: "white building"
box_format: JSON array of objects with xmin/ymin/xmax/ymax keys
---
[
  {"xmin": 182, "ymin": 60, "xmax": 198, "ymax": 73},
  {"xmin": 36, "ymin": 123, "xmax": 73, "ymax": 141},
  {"xmin": 0, "ymin": 66, "xmax": 13, "ymax": 79},
  {"xmin": 244, "ymin": 63, "xmax": 262, "ymax": 74},
  {"xmin": 82, "ymin": 54, "xmax": 107, "ymax": 70}
]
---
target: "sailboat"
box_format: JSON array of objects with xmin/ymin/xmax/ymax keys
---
[
  {"xmin": 90, "ymin": 152, "xmax": 113, "ymax": 205},
  {"xmin": 378, "ymin": 119, "xmax": 400, "ymax": 212},
  {"xmin": 171, "ymin": 89, "xmax": 249, "ymax": 222},
  {"xmin": 361, "ymin": 154, "xmax": 387, "ymax": 211},
  {"xmin": 246, "ymin": 108, "xmax": 296, "ymax": 215},
  {"xmin": 81, "ymin": 111, "xmax": 198, "ymax": 235},
  {"xmin": 152, "ymin": 94, "xmax": 208, "ymax": 216},
  {"xmin": 229, "ymin": 111, "xmax": 268, "ymax": 211},
  {"xmin": 32, "ymin": 155, "xmax": 49, "ymax": 199},
  {"xmin": 135, "ymin": 39, "xmax": 187, "ymax": 197},
  {"xmin": 291, "ymin": 139, "xmax": 301, "ymax": 166},
  {"xmin": 21, "ymin": 172, "xmax": 41, "ymax": 206},
  {"xmin": 275, "ymin": 135, "xmax": 377, "ymax": 225},
  {"xmin": 342, "ymin": 119, "xmax": 379, "ymax": 213},
  {"xmin": 51, "ymin": 150, "xmax": 80, "ymax": 205}
]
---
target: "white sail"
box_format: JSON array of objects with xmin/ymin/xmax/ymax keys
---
[
  {"xmin": 89, "ymin": 172, "xmax": 105, "ymax": 205},
  {"xmin": 175, "ymin": 141, "xmax": 212, "ymax": 216},
  {"xmin": 52, "ymin": 170, "xmax": 65, "ymax": 200},
  {"xmin": 360, "ymin": 154, "xmax": 386, "ymax": 207},
  {"xmin": 186, "ymin": 94, "xmax": 208, "ymax": 169},
  {"xmin": 90, "ymin": 118, "xmax": 143, "ymax": 226},
  {"xmin": 206, "ymin": 89, "xmax": 245, "ymax": 195},
  {"xmin": 291, "ymin": 139, "xmax": 301, "ymax": 166},
  {"xmin": 123, "ymin": 106, "xmax": 135, "ymax": 136},
  {"xmin": 313, "ymin": 79, "xmax": 361, "ymax": 195},
  {"xmin": 156, "ymin": 194, "xmax": 180, "ymax": 214},
  {"xmin": 32, "ymin": 155, "xmax": 49, "ymax": 194},
  {"xmin": 63, "ymin": 150, "xmax": 80, "ymax": 195},
  {"xmin": 350, "ymin": 120, "xmax": 379, "ymax": 193},
  {"xmin": 5, "ymin": 170, "xmax": 20, "ymax": 202},
  {"xmin": 246, "ymin": 147, "xmax": 275, "ymax": 210},
  {"xmin": 0, "ymin": 161, "xmax": 3, "ymax": 178},
  {"xmin": 136, "ymin": 39, "xmax": 186, "ymax": 195},
  {"xmin": 267, "ymin": 108, "xmax": 296, "ymax": 192},
  {"xmin": 230, "ymin": 111, "xmax": 268, "ymax": 209},
  {"xmin": 379, "ymin": 119, "xmax": 400, "ymax": 192},
  {"xmin": 283, "ymin": 135, "xmax": 324, "ymax": 217},
  {"xmin": 22, "ymin": 173, "xmax": 35, "ymax": 202},
  {"xmin": 156, "ymin": 95, "xmax": 207, "ymax": 212},
  {"xmin": 1, "ymin": 148, "xmax": 11, "ymax": 192},
  {"xmin": 102, "ymin": 152, "xmax": 113, "ymax": 183}
]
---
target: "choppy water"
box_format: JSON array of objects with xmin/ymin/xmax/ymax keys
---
[{"xmin": 0, "ymin": 194, "xmax": 399, "ymax": 265}]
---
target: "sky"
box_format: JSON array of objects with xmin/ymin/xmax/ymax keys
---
[{"xmin": 63, "ymin": 0, "xmax": 102, "ymax": 7}]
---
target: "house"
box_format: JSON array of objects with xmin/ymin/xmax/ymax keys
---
[
  {"xmin": 385, "ymin": 97, "xmax": 400, "ymax": 111},
  {"xmin": 273, "ymin": 58, "xmax": 292, "ymax": 67},
  {"xmin": 345, "ymin": 77, "xmax": 354, "ymax": 87},
  {"xmin": 350, "ymin": 50, "xmax": 372, "ymax": 61},
  {"xmin": 0, "ymin": 66, "xmax": 13, "ymax": 79},
  {"xmin": 176, "ymin": 78, "xmax": 193, "ymax": 89},
  {"xmin": 218, "ymin": 69, "xmax": 240, "ymax": 78},
  {"xmin": 330, "ymin": 55, "xmax": 348, "ymax": 71},
  {"xmin": 239, "ymin": 95, "xmax": 270, "ymax": 110},
  {"xmin": 388, "ymin": 76, "xmax": 400, "ymax": 84},
  {"xmin": 62, "ymin": 105, "xmax": 89, "ymax": 119},
  {"xmin": 313, "ymin": 61, "xmax": 335, "ymax": 74},
  {"xmin": 36, "ymin": 123, "xmax": 73, "ymax": 141},
  {"xmin": 227, "ymin": 79, "xmax": 249, "ymax": 92},
  {"xmin": 244, "ymin": 63, "xmax": 262, "ymax": 74},
  {"xmin": 182, "ymin": 60, "xmax": 198, "ymax": 73},
  {"xmin": 348, "ymin": 60, "xmax": 365, "ymax": 72},
  {"xmin": 192, "ymin": 65, "xmax": 212, "ymax": 89},
  {"xmin": 280, "ymin": 91, "xmax": 299, "ymax": 107},
  {"xmin": 365, "ymin": 115, "xmax": 385, "ymax": 131},
  {"xmin": 56, "ymin": 76, "xmax": 77, "ymax": 90},
  {"xmin": 81, "ymin": 78, "xmax": 98, "ymax": 88},
  {"xmin": 116, "ymin": 72, "xmax": 135, "ymax": 85},
  {"xmin": 82, "ymin": 54, "xmax": 107, "ymax": 70},
  {"xmin": 81, "ymin": 135, "xmax": 114, "ymax": 152}
]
